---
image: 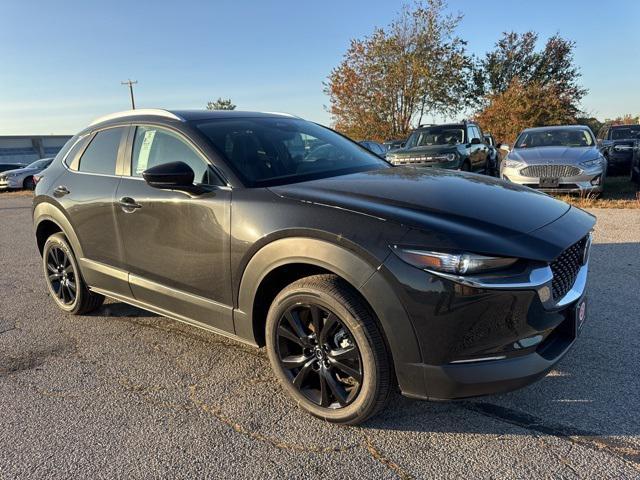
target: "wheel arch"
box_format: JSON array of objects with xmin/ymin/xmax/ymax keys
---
[
  {"xmin": 234, "ymin": 237, "xmax": 423, "ymax": 393},
  {"xmin": 34, "ymin": 202, "xmax": 84, "ymax": 258}
]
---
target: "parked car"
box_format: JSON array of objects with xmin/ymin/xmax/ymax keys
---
[
  {"xmin": 0, "ymin": 162, "xmax": 26, "ymax": 173},
  {"xmin": 501, "ymin": 125, "xmax": 606, "ymax": 194},
  {"xmin": 34, "ymin": 109, "xmax": 595, "ymax": 424},
  {"xmin": 483, "ymin": 133, "xmax": 499, "ymax": 176},
  {"xmin": 0, "ymin": 158, "xmax": 54, "ymax": 190},
  {"xmin": 597, "ymin": 123, "xmax": 640, "ymax": 173},
  {"xmin": 386, "ymin": 121, "xmax": 490, "ymax": 173},
  {"xmin": 631, "ymin": 139, "xmax": 640, "ymax": 185},
  {"xmin": 358, "ymin": 140, "xmax": 386, "ymax": 157},
  {"xmin": 382, "ymin": 139, "xmax": 405, "ymax": 152}
]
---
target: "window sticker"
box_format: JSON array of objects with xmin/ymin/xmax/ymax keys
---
[{"xmin": 136, "ymin": 129, "xmax": 156, "ymax": 174}]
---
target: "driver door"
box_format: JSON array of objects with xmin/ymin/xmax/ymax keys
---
[{"xmin": 114, "ymin": 124, "xmax": 233, "ymax": 333}]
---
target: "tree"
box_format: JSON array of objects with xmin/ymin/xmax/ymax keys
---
[
  {"xmin": 475, "ymin": 79, "xmax": 578, "ymax": 145},
  {"xmin": 604, "ymin": 114, "xmax": 640, "ymax": 126},
  {"xmin": 576, "ymin": 116, "xmax": 604, "ymax": 136},
  {"xmin": 206, "ymin": 98, "xmax": 236, "ymax": 110},
  {"xmin": 474, "ymin": 32, "xmax": 586, "ymax": 111},
  {"xmin": 325, "ymin": 0, "xmax": 472, "ymax": 141}
]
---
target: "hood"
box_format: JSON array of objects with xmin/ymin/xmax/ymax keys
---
[
  {"xmin": 508, "ymin": 146, "xmax": 598, "ymax": 165},
  {"xmin": 1, "ymin": 167, "xmax": 30, "ymax": 175},
  {"xmin": 270, "ymin": 167, "xmax": 572, "ymax": 245}
]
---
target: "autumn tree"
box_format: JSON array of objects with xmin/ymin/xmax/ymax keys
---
[
  {"xmin": 475, "ymin": 79, "xmax": 579, "ymax": 145},
  {"xmin": 325, "ymin": 0, "xmax": 472, "ymax": 141},
  {"xmin": 604, "ymin": 114, "xmax": 640, "ymax": 126},
  {"xmin": 206, "ymin": 98, "xmax": 236, "ymax": 110}
]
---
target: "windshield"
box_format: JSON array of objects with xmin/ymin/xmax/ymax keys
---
[
  {"xmin": 194, "ymin": 117, "xmax": 389, "ymax": 187},
  {"xmin": 405, "ymin": 126, "xmax": 464, "ymax": 148},
  {"xmin": 515, "ymin": 129, "xmax": 594, "ymax": 148},
  {"xmin": 611, "ymin": 126, "xmax": 640, "ymax": 140},
  {"xmin": 27, "ymin": 158, "xmax": 52, "ymax": 169}
]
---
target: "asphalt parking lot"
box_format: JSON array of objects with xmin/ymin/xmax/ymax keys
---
[{"xmin": 1, "ymin": 193, "xmax": 639, "ymax": 479}]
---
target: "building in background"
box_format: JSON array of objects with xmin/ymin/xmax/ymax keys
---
[{"xmin": 0, "ymin": 135, "xmax": 71, "ymax": 165}]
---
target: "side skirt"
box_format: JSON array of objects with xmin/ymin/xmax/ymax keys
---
[{"xmin": 89, "ymin": 286, "xmax": 259, "ymax": 348}]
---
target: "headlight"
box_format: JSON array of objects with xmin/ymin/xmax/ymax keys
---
[
  {"xmin": 503, "ymin": 159, "xmax": 524, "ymax": 169},
  {"xmin": 445, "ymin": 152, "xmax": 458, "ymax": 162},
  {"xmin": 392, "ymin": 247, "xmax": 518, "ymax": 275},
  {"xmin": 580, "ymin": 157, "xmax": 604, "ymax": 168}
]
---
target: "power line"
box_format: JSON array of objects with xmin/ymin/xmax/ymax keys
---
[{"xmin": 121, "ymin": 79, "xmax": 138, "ymax": 109}]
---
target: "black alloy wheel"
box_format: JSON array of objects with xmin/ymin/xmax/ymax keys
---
[
  {"xmin": 46, "ymin": 246, "xmax": 76, "ymax": 305},
  {"xmin": 276, "ymin": 303, "xmax": 363, "ymax": 409},
  {"xmin": 42, "ymin": 233, "xmax": 104, "ymax": 314},
  {"xmin": 266, "ymin": 274, "xmax": 392, "ymax": 424}
]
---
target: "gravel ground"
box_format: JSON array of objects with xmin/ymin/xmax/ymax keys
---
[{"xmin": 1, "ymin": 195, "xmax": 639, "ymax": 479}]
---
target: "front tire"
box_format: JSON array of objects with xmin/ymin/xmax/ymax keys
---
[
  {"xmin": 23, "ymin": 176, "xmax": 35, "ymax": 190},
  {"xmin": 42, "ymin": 233, "xmax": 104, "ymax": 314},
  {"xmin": 265, "ymin": 274, "xmax": 392, "ymax": 425}
]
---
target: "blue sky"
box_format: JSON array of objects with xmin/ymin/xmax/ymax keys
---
[{"xmin": 1, "ymin": 0, "xmax": 638, "ymax": 135}]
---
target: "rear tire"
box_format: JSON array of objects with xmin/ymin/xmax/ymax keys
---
[
  {"xmin": 265, "ymin": 274, "xmax": 392, "ymax": 425},
  {"xmin": 42, "ymin": 233, "xmax": 104, "ymax": 314}
]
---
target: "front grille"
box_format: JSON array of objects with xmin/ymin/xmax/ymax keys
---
[
  {"xmin": 550, "ymin": 236, "xmax": 588, "ymax": 301},
  {"xmin": 391, "ymin": 156, "xmax": 445, "ymax": 166},
  {"xmin": 520, "ymin": 165, "xmax": 581, "ymax": 178}
]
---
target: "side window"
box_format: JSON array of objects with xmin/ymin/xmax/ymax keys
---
[
  {"xmin": 466, "ymin": 126, "xmax": 475, "ymax": 142},
  {"xmin": 78, "ymin": 128, "xmax": 125, "ymax": 175},
  {"xmin": 474, "ymin": 126, "xmax": 483, "ymax": 140},
  {"xmin": 131, "ymin": 126, "xmax": 217, "ymax": 185}
]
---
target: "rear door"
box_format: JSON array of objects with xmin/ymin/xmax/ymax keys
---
[
  {"xmin": 54, "ymin": 126, "xmax": 130, "ymax": 295},
  {"xmin": 114, "ymin": 124, "xmax": 233, "ymax": 333}
]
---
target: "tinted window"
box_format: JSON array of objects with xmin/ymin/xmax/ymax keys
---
[
  {"xmin": 195, "ymin": 117, "xmax": 388, "ymax": 187},
  {"xmin": 27, "ymin": 158, "xmax": 53, "ymax": 169},
  {"xmin": 405, "ymin": 126, "xmax": 465, "ymax": 148},
  {"xmin": 131, "ymin": 126, "xmax": 217, "ymax": 185},
  {"xmin": 611, "ymin": 126, "xmax": 640, "ymax": 140},
  {"xmin": 78, "ymin": 128, "xmax": 124, "ymax": 175}
]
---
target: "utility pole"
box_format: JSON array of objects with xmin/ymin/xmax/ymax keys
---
[{"xmin": 121, "ymin": 79, "xmax": 138, "ymax": 109}]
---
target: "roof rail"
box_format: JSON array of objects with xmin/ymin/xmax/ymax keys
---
[{"xmin": 88, "ymin": 109, "xmax": 184, "ymax": 126}]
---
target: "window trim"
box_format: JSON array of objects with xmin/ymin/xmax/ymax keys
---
[
  {"xmin": 63, "ymin": 126, "xmax": 128, "ymax": 178},
  {"xmin": 124, "ymin": 123, "xmax": 228, "ymax": 187}
]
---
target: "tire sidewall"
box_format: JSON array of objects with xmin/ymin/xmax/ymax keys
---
[
  {"xmin": 42, "ymin": 234, "xmax": 83, "ymax": 314},
  {"xmin": 266, "ymin": 286, "xmax": 380, "ymax": 423}
]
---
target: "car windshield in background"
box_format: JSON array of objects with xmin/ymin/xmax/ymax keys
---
[
  {"xmin": 611, "ymin": 126, "xmax": 640, "ymax": 140},
  {"xmin": 515, "ymin": 129, "xmax": 595, "ymax": 148},
  {"xmin": 27, "ymin": 159, "xmax": 52, "ymax": 169},
  {"xmin": 194, "ymin": 117, "xmax": 389, "ymax": 187},
  {"xmin": 405, "ymin": 127, "xmax": 464, "ymax": 148}
]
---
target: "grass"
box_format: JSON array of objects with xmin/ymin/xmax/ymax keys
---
[{"xmin": 553, "ymin": 176, "xmax": 640, "ymax": 209}]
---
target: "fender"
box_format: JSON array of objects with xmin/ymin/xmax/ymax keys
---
[
  {"xmin": 234, "ymin": 237, "xmax": 423, "ymax": 394},
  {"xmin": 33, "ymin": 200, "xmax": 84, "ymax": 259}
]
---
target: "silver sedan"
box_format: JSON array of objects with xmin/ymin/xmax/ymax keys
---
[
  {"xmin": 0, "ymin": 158, "xmax": 53, "ymax": 190},
  {"xmin": 501, "ymin": 125, "xmax": 606, "ymax": 194}
]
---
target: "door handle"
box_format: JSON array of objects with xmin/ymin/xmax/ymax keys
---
[
  {"xmin": 53, "ymin": 185, "xmax": 70, "ymax": 196},
  {"xmin": 118, "ymin": 196, "xmax": 142, "ymax": 213}
]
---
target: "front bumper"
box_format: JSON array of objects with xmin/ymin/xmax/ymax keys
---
[
  {"xmin": 501, "ymin": 165, "xmax": 604, "ymax": 193},
  {"xmin": 0, "ymin": 177, "xmax": 21, "ymax": 190},
  {"xmin": 381, "ymin": 237, "xmax": 591, "ymax": 401}
]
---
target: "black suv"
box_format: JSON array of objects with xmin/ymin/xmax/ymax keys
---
[
  {"xmin": 597, "ymin": 124, "xmax": 640, "ymax": 173},
  {"xmin": 386, "ymin": 121, "xmax": 490, "ymax": 173},
  {"xmin": 33, "ymin": 109, "xmax": 594, "ymax": 424}
]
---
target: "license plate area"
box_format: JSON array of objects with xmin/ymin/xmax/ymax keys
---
[
  {"xmin": 574, "ymin": 297, "xmax": 587, "ymax": 337},
  {"xmin": 540, "ymin": 177, "xmax": 560, "ymax": 188}
]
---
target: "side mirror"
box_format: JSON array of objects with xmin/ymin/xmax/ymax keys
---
[
  {"xmin": 142, "ymin": 161, "xmax": 195, "ymax": 190},
  {"xmin": 400, "ymin": 142, "xmax": 406, "ymax": 148},
  {"xmin": 471, "ymin": 138, "xmax": 481, "ymax": 145}
]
